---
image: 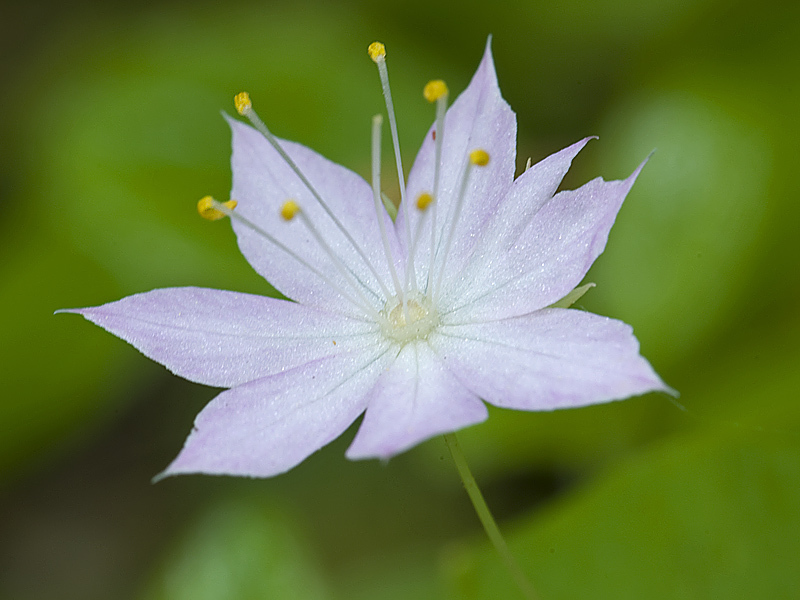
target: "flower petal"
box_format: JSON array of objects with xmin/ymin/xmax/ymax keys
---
[
  {"xmin": 401, "ymin": 38, "xmax": 516, "ymax": 287},
  {"xmin": 64, "ymin": 287, "xmax": 382, "ymax": 388},
  {"xmin": 346, "ymin": 341, "xmax": 488, "ymax": 460},
  {"xmin": 439, "ymin": 137, "xmax": 593, "ymax": 305},
  {"xmin": 431, "ymin": 308, "xmax": 671, "ymax": 411},
  {"xmin": 228, "ymin": 117, "xmax": 403, "ymax": 316},
  {"xmin": 447, "ymin": 160, "xmax": 646, "ymax": 321},
  {"xmin": 161, "ymin": 348, "xmax": 393, "ymax": 478}
]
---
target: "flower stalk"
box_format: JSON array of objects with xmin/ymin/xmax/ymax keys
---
[{"xmin": 443, "ymin": 432, "xmax": 539, "ymax": 600}]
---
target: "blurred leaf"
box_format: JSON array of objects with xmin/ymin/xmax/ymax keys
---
[
  {"xmin": 332, "ymin": 551, "xmax": 444, "ymax": 600},
  {"xmin": 588, "ymin": 69, "xmax": 773, "ymax": 370},
  {"xmin": 444, "ymin": 335, "xmax": 800, "ymax": 599},
  {"xmin": 24, "ymin": 6, "xmax": 444, "ymax": 293},
  {"xmin": 0, "ymin": 231, "xmax": 130, "ymax": 479},
  {"xmin": 139, "ymin": 497, "xmax": 330, "ymax": 600}
]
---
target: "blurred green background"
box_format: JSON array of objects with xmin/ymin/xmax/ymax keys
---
[{"xmin": 1, "ymin": 0, "xmax": 798, "ymax": 598}]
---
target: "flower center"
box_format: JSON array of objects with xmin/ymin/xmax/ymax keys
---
[{"xmin": 381, "ymin": 292, "xmax": 439, "ymax": 343}]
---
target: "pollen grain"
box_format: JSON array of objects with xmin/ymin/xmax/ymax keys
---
[
  {"xmin": 234, "ymin": 92, "xmax": 252, "ymax": 115},
  {"xmin": 368, "ymin": 42, "xmax": 386, "ymax": 62},
  {"xmin": 423, "ymin": 80, "xmax": 448, "ymax": 103},
  {"xmin": 469, "ymin": 149, "xmax": 490, "ymax": 166},
  {"xmin": 198, "ymin": 196, "xmax": 237, "ymax": 221},
  {"xmin": 280, "ymin": 199, "xmax": 301, "ymax": 221},
  {"xmin": 416, "ymin": 192, "xmax": 434, "ymax": 211}
]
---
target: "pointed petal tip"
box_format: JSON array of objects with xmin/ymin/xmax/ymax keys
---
[
  {"xmin": 344, "ymin": 444, "xmax": 386, "ymax": 462},
  {"xmin": 632, "ymin": 361, "xmax": 677, "ymax": 400},
  {"xmin": 224, "ymin": 111, "xmax": 249, "ymax": 133},
  {"xmin": 155, "ymin": 451, "xmax": 280, "ymax": 480},
  {"xmin": 344, "ymin": 407, "xmax": 489, "ymax": 462},
  {"xmin": 477, "ymin": 35, "xmax": 498, "ymax": 79},
  {"xmin": 55, "ymin": 306, "xmax": 101, "ymax": 318},
  {"xmin": 342, "ymin": 430, "xmax": 427, "ymax": 462},
  {"xmin": 659, "ymin": 380, "xmax": 680, "ymax": 399},
  {"xmin": 629, "ymin": 153, "xmax": 652, "ymax": 181},
  {"xmin": 568, "ymin": 135, "xmax": 598, "ymax": 155},
  {"xmin": 152, "ymin": 463, "xmax": 252, "ymax": 482},
  {"xmin": 150, "ymin": 469, "xmax": 172, "ymax": 484}
]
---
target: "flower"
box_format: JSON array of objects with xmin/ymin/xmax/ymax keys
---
[{"xmin": 64, "ymin": 40, "xmax": 670, "ymax": 478}]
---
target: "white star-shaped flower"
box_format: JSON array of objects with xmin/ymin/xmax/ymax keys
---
[{"xmin": 65, "ymin": 40, "xmax": 669, "ymax": 478}]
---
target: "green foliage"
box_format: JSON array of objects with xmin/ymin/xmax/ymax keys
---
[
  {"xmin": 1, "ymin": 0, "xmax": 797, "ymax": 598},
  {"xmin": 139, "ymin": 498, "xmax": 330, "ymax": 600},
  {"xmin": 590, "ymin": 81, "xmax": 772, "ymax": 369},
  {"xmin": 445, "ymin": 381, "xmax": 800, "ymax": 599},
  {"xmin": 0, "ymin": 232, "xmax": 126, "ymax": 475}
]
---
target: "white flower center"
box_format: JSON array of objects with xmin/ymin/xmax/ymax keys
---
[{"xmin": 380, "ymin": 292, "xmax": 439, "ymax": 343}]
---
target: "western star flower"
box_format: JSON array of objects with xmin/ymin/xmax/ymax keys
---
[{"xmin": 64, "ymin": 40, "xmax": 670, "ymax": 478}]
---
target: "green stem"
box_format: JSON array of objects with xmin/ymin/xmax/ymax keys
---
[{"xmin": 443, "ymin": 433, "xmax": 539, "ymax": 600}]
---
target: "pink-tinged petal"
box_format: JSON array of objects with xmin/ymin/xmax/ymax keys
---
[
  {"xmin": 161, "ymin": 348, "xmax": 393, "ymax": 478},
  {"xmin": 63, "ymin": 287, "xmax": 381, "ymax": 388},
  {"xmin": 228, "ymin": 117, "xmax": 403, "ymax": 316},
  {"xmin": 439, "ymin": 137, "xmax": 594, "ymax": 303},
  {"xmin": 430, "ymin": 308, "xmax": 671, "ymax": 411},
  {"xmin": 447, "ymin": 160, "xmax": 646, "ymax": 321},
  {"xmin": 400, "ymin": 38, "xmax": 517, "ymax": 285},
  {"xmin": 346, "ymin": 341, "xmax": 487, "ymax": 460}
]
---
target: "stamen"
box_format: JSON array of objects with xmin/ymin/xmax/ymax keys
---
[
  {"xmin": 280, "ymin": 199, "xmax": 300, "ymax": 221},
  {"xmin": 367, "ymin": 42, "xmax": 386, "ymax": 62},
  {"xmin": 433, "ymin": 149, "xmax": 491, "ymax": 300},
  {"xmin": 424, "ymin": 80, "xmax": 449, "ymax": 297},
  {"xmin": 289, "ymin": 200, "xmax": 383, "ymax": 320},
  {"xmin": 233, "ymin": 92, "xmax": 391, "ymax": 300},
  {"xmin": 469, "ymin": 149, "xmax": 490, "ymax": 166},
  {"xmin": 406, "ymin": 191, "xmax": 435, "ymax": 307},
  {"xmin": 197, "ymin": 196, "xmax": 376, "ymax": 319},
  {"xmin": 371, "ymin": 114, "xmax": 405, "ymax": 299},
  {"xmin": 198, "ymin": 196, "xmax": 237, "ymax": 221},
  {"xmin": 367, "ymin": 42, "xmax": 416, "ymax": 290},
  {"xmin": 423, "ymin": 80, "xmax": 448, "ymax": 103},
  {"xmin": 416, "ymin": 192, "xmax": 433, "ymax": 211},
  {"xmin": 234, "ymin": 92, "xmax": 252, "ymax": 116}
]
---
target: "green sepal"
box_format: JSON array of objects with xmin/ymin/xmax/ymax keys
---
[
  {"xmin": 381, "ymin": 192, "xmax": 398, "ymax": 221},
  {"xmin": 547, "ymin": 282, "xmax": 596, "ymax": 309}
]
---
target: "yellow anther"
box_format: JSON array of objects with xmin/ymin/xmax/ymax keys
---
[
  {"xmin": 423, "ymin": 80, "xmax": 448, "ymax": 103},
  {"xmin": 234, "ymin": 92, "xmax": 252, "ymax": 116},
  {"xmin": 197, "ymin": 196, "xmax": 237, "ymax": 221},
  {"xmin": 368, "ymin": 42, "xmax": 386, "ymax": 62},
  {"xmin": 416, "ymin": 192, "xmax": 434, "ymax": 211},
  {"xmin": 469, "ymin": 149, "xmax": 490, "ymax": 166},
  {"xmin": 280, "ymin": 199, "xmax": 301, "ymax": 221}
]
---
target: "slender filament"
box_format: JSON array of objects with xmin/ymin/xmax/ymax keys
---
[
  {"xmin": 371, "ymin": 114, "xmax": 410, "ymax": 324},
  {"xmin": 373, "ymin": 54, "xmax": 417, "ymax": 291},
  {"xmin": 426, "ymin": 90, "xmax": 448, "ymax": 297},
  {"xmin": 206, "ymin": 198, "xmax": 376, "ymax": 319},
  {"xmin": 371, "ymin": 114, "xmax": 404, "ymax": 299},
  {"xmin": 238, "ymin": 102, "xmax": 391, "ymax": 300},
  {"xmin": 294, "ymin": 208, "xmax": 382, "ymax": 320}
]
